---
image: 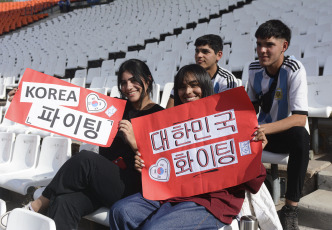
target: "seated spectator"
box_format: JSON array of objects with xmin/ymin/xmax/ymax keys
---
[
  {"xmin": 0, "ymin": 59, "xmax": 164, "ymax": 230},
  {"xmin": 109, "ymin": 64, "xmax": 267, "ymax": 230},
  {"xmin": 166, "ymin": 34, "xmax": 238, "ymax": 108},
  {"xmin": 247, "ymin": 19, "xmax": 309, "ymax": 230}
]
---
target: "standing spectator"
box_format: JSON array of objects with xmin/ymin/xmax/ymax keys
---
[{"xmin": 247, "ymin": 19, "xmax": 309, "ymax": 230}]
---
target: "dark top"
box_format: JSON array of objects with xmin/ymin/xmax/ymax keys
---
[{"xmin": 99, "ymin": 102, "xmax": 164, "ymax": 170}]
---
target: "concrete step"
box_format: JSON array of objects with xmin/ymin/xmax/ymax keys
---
[
  {"xmin": 298, "ymin": 189, "xmax": 332, "ymax": 229},
  {"xmin": 318, "ymin": 164, "xmax": 332, "ymax": 191}
]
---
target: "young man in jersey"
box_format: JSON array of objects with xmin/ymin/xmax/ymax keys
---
[
  {"xmin": 166, "ymin": 34, "xmax": 237, "ymax": 108},
  {"xmin": 247, "ymin": 20, "xmax": 309, "ymax": 230}
]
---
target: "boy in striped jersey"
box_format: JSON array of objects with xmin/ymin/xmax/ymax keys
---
[
  {"xmin": 247, "ymin": 20, "xmax": 309, "ymax": 230},
  {"xmin": 166, "ymin": 34, "xmax": 238, "ymax": 108}
]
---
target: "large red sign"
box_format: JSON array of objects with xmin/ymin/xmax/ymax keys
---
[
  {"xmin": 6, "ymin": 68, "xmax": 126, "ymax": 147},
  {"xmin": 132, "ymin": 87, "xmax": 262, "ymax": 200}
]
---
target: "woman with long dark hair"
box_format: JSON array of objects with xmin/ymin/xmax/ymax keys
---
[
  {"xmin": 1, "ymin": 59, "xmax": 164, "ymax": 230},
  {"xmin": 109, "ymin": 64, "xmax": 267, "ymax": 230}
]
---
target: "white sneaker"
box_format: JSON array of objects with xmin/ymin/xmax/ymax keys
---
[
  {"xmin": 0, "ymin": 202, "xmax": 35, "ymax": 229},
  {"xmin": 23, "ymin": 202, "xmax": 35, "ymax": 212}
]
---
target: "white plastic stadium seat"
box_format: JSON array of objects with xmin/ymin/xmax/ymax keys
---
[
  {"xmin": 0, "ymin": 199, "xmax": 6, "ymax": 216},
  {"xmin": 0, "ymin": 136, "xmax": 71, "ymax": 195},
  {"xmin": 151, "ymin": 83, "xmax": 160, "ymax": 104},
  {"xmin": 160, "ymin": 82, "xmax": 174, "ymax": 108},
  {"xmin": 307, "ymin": 76, "xmax": 332, "ymax": 118},
  {"xmin": 6, "ymin": 208, "xmax": 56, "ymax": 230},
  {"xmin": 0, "ymin": 132, "xmax": 15, "ymax": 165},
  {"xmin": 0, "ymin": 134, "xmax": 40, "ymax": 175}
]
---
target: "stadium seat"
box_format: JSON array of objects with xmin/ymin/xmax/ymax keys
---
[
  {"xmin": 241, "ymin": 62, "xmax": 251, "ymax": 90},
  {"xmin": 300, "ymin": 56, "xmax": 319, "ymax": 76},
  {"xmin": 110, "ymin": 86, "xmax": 121, "ymax": 98},
  {"xmin": 0, "ymin": 134, "xmax": 40, "ymax": 175},
  {"xmin": 0, "ymin": 136, "xmax": 71, "ymax": 195},
  {"xmin": 304, "ymin": 41, "xmax": 332, "ymax": 67},
  {"xmin": 285, "ymin": 44, "xmax": 301, "ymax": 60},
  {"xmin": 151, "ymin": 83, "xmax": 160, "ymax": 104},
  {"xmin": 89, "ymin": 76, "xmax": 107, "ymax": 89},
  {"xmin": 160, "ymin": 82, "xmax": 174, "ymax": 108},
  {"xmin": 0, "ymin": 117, "xmax": 16, "ymax": 133},
  {"xmin": 71, "ymin": 77, "xmax": 86, "ymax": 88},
  {"xmin": 307, "ymin": 76, "xmax": 332, "ymax": 118},
  {"xmin": 101, "ymin": 60, "xmax": 116, "ymax": 77},
  {"xmin": 0, "ymin": 132, "xmax": 15, "ymax": 165},
  {"xmin": 0, "ymin": 199, "xmax": 6, "ymax": 216},
  {"xmin": 86, "ymin": 67, "xmax": 101, "ymax": 85},
  {"xmin": 292, "ymin": 33, "xmax": 318, "ymax": 54},
  {"xmin": 323, "ymin": 55, "xmax": 332, "ymax": 76},
  {"xmin": 89, "ymin": 87, "xmax": 107, "ymax": 95},
  {"xmin": 6, "ymin": 208, "xmax": 56, "ymax": 230},
  {"xmin": 228, "ymin": 50, "xmax": 255, "ymax": 72}
]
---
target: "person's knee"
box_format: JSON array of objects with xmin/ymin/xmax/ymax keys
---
[
  {"xmin": 288, "ymin": 126, "xmax": 310, "ymax": 147},
  {"xmin": 109, "ymin": 200, "xmax": 132, "ymax": 227}
]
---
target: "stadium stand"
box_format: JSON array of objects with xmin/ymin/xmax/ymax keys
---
[{"xmin": 0, "ymin": 0, "xmax": 332, "ymax": 228}]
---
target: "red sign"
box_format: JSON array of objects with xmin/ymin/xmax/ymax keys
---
[
  {"xmin": 6, "ymin": 68, "xmax": 126, "ymax": 147},
  {"xmin": 132, "ymin": 87, "xmax": 262, "ymax": 200}
]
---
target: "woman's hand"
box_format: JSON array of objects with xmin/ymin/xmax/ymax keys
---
[
  {"xmin": 252, "ymin": 126, "xmax": 268, "ymax": 149},
  {"xmin": 118, "ymin": 120, "xmax": 137, "ymax": 152},
  {"xmin": 8, "ymin": 88, "xmax": 18, "ymax": 102},
  {"xmin": 134, "ymin": 151, "xmax": 145, "ymax": 173}
]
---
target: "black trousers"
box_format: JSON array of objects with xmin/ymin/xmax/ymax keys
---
[
  {"xmin": 264, "ymin": 126, "xmax": 310, "ymax": 202},
  {"xmin": 42, "ymin": 150, "xmax": 141, "ymax": 230}
]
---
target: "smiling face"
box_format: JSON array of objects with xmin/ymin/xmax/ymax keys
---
[
  {"xmin": 178, "ymin": 73, "xmax": 203, "ymax": 104},
  {"xmin": 120, "ymin": 71, "xmax": 148, "ymax": 108},
  {"xmin": 256, "ymin": 36, "xmax": 288, "ymax": 75},
  {"xmin": 195, "ymin": 45, "xmax": 222, "ymax": 78}
]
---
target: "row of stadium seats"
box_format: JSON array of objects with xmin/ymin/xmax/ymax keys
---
[
  {"xmin": 0, "ymin": 133, "xmax": 71, "ymax": 195},
  {"xmin": 0, "ymin": 0, "xmax": 60, "ymax": 35},
  {"xmin": 0, "ymin": 0, "xmax": 244, "ymax": 79}
]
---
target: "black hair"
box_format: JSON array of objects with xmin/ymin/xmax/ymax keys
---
[
  {"xmin": 255, "ymin": 19, "xmax": 291, "ymax": 46},
  {"xmin": 117, "ymin": 59, "xmax": 154, "ymax": 103},
  {"xmin": 173, "ymin": 64, "xmax": 214, "ymax": 106},
  {"xmin": 194, "ymin": 34, "xmax": 223, "ymax": 54}
]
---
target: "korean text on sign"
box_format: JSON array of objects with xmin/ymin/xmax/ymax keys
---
[
  {"xmin": 172, "ymin": 139, "xmax": 237, "ymax": 176},
  {"xmin": 150, "ymin": 109, "xmax": 238, "ymax": 154},
  {"xmin": 27, "ymin": 103, "xmax": 114, "ymax": 145}
]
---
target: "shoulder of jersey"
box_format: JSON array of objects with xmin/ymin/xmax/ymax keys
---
[
  {"xmin": 218, "ymin": 67, "xmax": 234, "ymax": 78},
  {"xmin": 249, "ymin": 61, "xmax": 262, "ymax": 70},
  {"xmin": 283, "ymin": 57, "xmax": 301, "ymax": 73}
]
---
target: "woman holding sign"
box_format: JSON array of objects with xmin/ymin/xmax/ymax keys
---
[
  {"xmin": 0, "ymin": 59, "xmax": 164, "ymax": 230},
  {"xmin": 109, "ymin": 64, "xmax": 269, "ymax": 230}
]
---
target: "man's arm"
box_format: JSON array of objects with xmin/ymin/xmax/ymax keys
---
[{"xmin": 258, "ymin": 114, "xmax": 307, "ymax": 135}]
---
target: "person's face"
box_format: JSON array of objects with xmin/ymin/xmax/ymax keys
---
[
  {"xmin": 195, "ymin": 45, "xmax": 222, "ymax": 71},
  {"xmin": 120, "ymin": 71, "xmax": 148, "ymax": 106},
  {"xmin": 256, "ymin": 37, "xmax": 288, "ymax": 73},
  {"xmin": 178, "ymin": 73, "xmax": 202, "ymax": 104}
]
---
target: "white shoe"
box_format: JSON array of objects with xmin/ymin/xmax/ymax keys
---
[{"xmin": 0, "ymin": 202, "xmax": 35, "ymax": 229}]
